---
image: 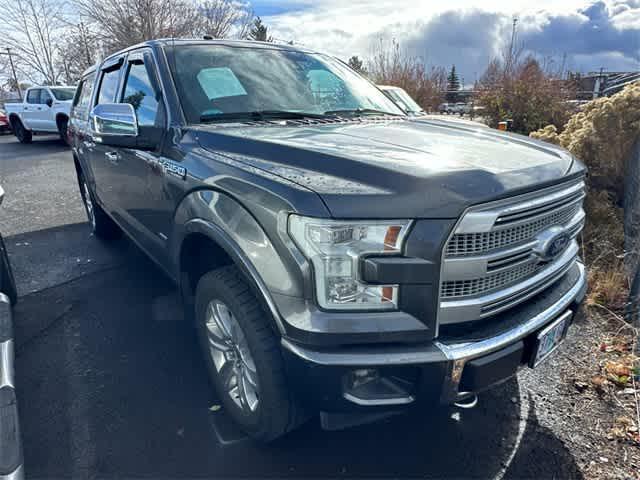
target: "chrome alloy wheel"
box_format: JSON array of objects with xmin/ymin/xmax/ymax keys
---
[
  {"xmin": 82, "ymin": 181, "xmax": 96, "ymax": 229},
  {"xmin": 206, "ymin": 300, "xmax": 260, "ymax": 412}
]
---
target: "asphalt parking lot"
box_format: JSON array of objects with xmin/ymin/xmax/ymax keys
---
[{"xmin": 0, "ymin": 133, "xmax": 583, "ymax": 479}]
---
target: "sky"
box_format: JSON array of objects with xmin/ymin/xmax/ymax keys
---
[{"xmin": 252, "ymin": 0, "xmax": 640, "ymax": 83}]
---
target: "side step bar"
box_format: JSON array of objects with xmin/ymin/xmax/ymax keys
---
[{"xmin": 0, "ymin": 293, "xmax": 23, "ymax": 480}]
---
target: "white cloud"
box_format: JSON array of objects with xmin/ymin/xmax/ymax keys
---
[{"xmin": 263, "ymin": 0, "xmax": 639, "ymax": 78}]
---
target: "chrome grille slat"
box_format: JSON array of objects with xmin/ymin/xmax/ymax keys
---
[
  {"xmin": 441, "ymin": 261, "xmax": 540, "ymax": 298},
  {"xmin": 438, "ymin": 178, "xmax": 586, "ymax": 326},
  {"xmin": 445, "ymin": 200, "xmax": 580, "ymax": 257}
]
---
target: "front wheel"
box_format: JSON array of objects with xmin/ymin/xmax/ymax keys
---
[
  {"xmin": 12, "ymin": 118, "xmax": 32, "ymax": 144},
  {"xmin": 195, "ymin": 265, "xmax": 305, "ymax": 441}
]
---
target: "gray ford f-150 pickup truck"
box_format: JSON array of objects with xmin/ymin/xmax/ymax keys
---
[{"xmin": 68, "ymin": 39, "xmax": 587, "ymax": 441}]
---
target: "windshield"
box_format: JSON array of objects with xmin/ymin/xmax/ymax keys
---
[
  {"xmin": 166, "ymin": 44, "xmax": 404, "ymax": 123},
  {"xmin": 51, "ymin": 87, "xmax": 76, "ymax": 101},
  {"xmin": 383, "ymin": 87, "xmax": 423, "ymax": 114}
]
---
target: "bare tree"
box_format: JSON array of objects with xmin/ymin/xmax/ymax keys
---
[
  {"xmin": 0, "ymin": 0, "xmax": 66, "ymax": 84},
  {"xmin": 57, "ymin": 22, "xmax": 98, "ymax": 83},
  {"xmin": 367, "ymin": 38, "xmax": 446, "ymax": 112},
  {"xmin": 197, "ymin": 0, "xmax": 253, "ymax": 39},
  {"xmin": 73, "ymin": 0, "xmax": 202, "ymax": 54}
]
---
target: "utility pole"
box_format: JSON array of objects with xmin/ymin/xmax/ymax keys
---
[
  {"xmin": 507, "ymin": 16, "xmax": 518, "ymax": 73},
  {"xmin": 0, "ymin": 47, "xmax": 22, "ymax": 100}
]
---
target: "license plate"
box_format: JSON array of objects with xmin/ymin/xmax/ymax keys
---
[{"xmin": 530, "ymin": 310, "xmax": 572, "ymax": 368}]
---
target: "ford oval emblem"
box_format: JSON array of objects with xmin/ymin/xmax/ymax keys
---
[
  {"xmin": 534, "ymin": 226, "xmax": 571, "ymax": 262},
  {"xmin": 546, "ymin": 233, "xmax": 570, "ymax": 258}
]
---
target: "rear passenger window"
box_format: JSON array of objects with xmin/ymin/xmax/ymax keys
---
[
  {"xmin": 121, "ymin": 61, "xmax": 160, "ymax": 127},
  {"xmin": 73, "ymin": 72, "xmax": 96, "ymax": 120},
  {"xmin": 26, "ymin": 89, "xmax": 41, "ymax": 104},
  {"xmin": 97, "ymin": 66, "xmax": 122, "ymax": 105}
]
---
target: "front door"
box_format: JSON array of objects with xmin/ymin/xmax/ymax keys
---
[
  {"xmin": 89, "ymin": 56, "xmax": 126, "ymax": 212},
  {"xmin": 114, "ymin": 50, "xmax": 171, "ymax": 265},
  {"xmin": 37, "ymin": 89, "xmax": 57, "ymax": 132}
]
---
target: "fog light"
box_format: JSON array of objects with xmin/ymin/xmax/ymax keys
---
[{"xmin": 346, "ymin": 368, "xmax": 379, "ymax": 390}]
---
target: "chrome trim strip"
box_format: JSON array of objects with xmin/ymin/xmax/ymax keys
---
[
  {"xmin": 0, "ymin": 340, "xmax": 14, "ymax": 389},
  {"xmin": 455, "ymin": 180, "xmax": 584, "ymax": 234},
  {"xmin": 439, "ymin": 242, "xmax": 579, "ymax": 324},
  {"xmin": 343, "ymin": 392, "xmax": 415, "ymax": 406}
]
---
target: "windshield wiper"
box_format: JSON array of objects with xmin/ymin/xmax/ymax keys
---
[
  {"xmin": 323, "ymin": 108, "xmax": 404, "ymax": 117},
  {"xmin": 200, "ymin": 110, "xmax": 328, "ymax": 123}
]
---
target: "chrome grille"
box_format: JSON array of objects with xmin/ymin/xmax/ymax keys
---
[
  {"xmin": 441, "ymin": 262, "xmax": 540, "ymax": 298},
  {"xmin": 446, "ymin": 198, "xmax": 581, "ymax": 257},
  {"xmin": 438, "ymin": 179, "xmax": 586, "ymax": 325}
]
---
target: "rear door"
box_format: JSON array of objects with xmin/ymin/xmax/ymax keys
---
[{"xmin": 69, "ymin": 72, "xmax": 97, "ymax": 175}]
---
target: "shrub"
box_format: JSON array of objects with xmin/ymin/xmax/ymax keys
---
[
  {"xmin": 531, "ymin": 82, "xmax": 640, "ymax": 312},
  {"xmin": 477, "ymin": 57, "xmax": 573, "ymax": 135}
]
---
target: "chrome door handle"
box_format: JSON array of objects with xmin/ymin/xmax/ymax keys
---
[{"xmin": 105, "ymin": 151, "xmax": 119, "ymax": 164}]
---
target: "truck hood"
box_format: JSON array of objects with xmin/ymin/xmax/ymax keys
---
[{"xmin": 194, "ymin": 118, "xmax": 583, "ymax": 218}]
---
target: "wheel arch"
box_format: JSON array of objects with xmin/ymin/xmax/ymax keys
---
[
  {"xmin": 177, "ymin": 218, "xmax": 287, "ymax": 335},
  {"xmin": 55, "ymin": 113, "xmax": 69, "ymax": 127},
  {"xmin": 8, "ymin": 114, "xmax": 21, "ymax": 128}
]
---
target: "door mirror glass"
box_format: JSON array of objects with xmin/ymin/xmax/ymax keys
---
[
  {"xmin": 90, "ymin": 103, "xmax": 138, "ymax": 137},
  {"xmin": 45, "ymin": 98, "xmax": 53, "ymax": 108}
]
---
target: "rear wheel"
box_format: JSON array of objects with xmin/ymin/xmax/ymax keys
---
[
  {"xmin": 57, "ymin": 116, "xmax": 69, "ymax": 145},
  {"xmin": 195, "ymin": 265, "xmax": 305, "ymax": 441},
  {"xmin": 11, "ymin": 118, "xmax": 32, "ymax": 144},
  {"xmin": 78, "ymin": 171, "xmax": 119, "ymax": 239}
]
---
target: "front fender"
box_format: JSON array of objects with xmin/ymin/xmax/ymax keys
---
[{"xmin": 171, "ymin": 189, "xmax": 308, "ymax": 332}]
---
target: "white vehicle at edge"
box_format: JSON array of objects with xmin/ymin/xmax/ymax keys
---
[{"xmin": 5, "ymin": 86, "xmax": 76, "ymax": 144}]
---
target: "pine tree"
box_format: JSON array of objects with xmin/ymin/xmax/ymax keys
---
[
  {"xmin": 248, "ymin": 17, "xmax": 272, "ymax": 42},
  {"xmin": 446, "ymin": 65, "xmax": 461, "ymax": 102},
  {"xmin": 347, "ymin": 56, "xmax": 366, "ymax": 74}
]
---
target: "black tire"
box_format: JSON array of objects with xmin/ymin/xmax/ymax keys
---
[
  {"xmin": 57, "ymin": 116, "xmax": 69, "ymax": 145},
  {"xmin": 195, "ymin": 265, "xmax": 304, "ymax": 441},
  {"xmin": 77, "ymin": 170, "xmax": 120, "ymax": 239},
  {"xmin": 12, "ymin": 118, "xmax": 32, "ymax": 144},
  {"xmin": 0, "ymin": 234, "xmax": 17, "ymax": 305}
]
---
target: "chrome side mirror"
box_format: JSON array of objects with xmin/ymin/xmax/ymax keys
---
[{"xmin": 90, "ymin": 103, "xmax": 138, "ymax": 137}]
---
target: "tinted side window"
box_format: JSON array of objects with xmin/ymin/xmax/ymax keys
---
[
  {"xmin": 40, "ymin": 89, "xmax": 52, "ymax": 105},
  {"xmin": 26, "ymin": 89, "xmax": 41, "ymax": 104},
  {"xmin": 73, "ymin": 72, "xmax": 96, "ymax": 120},
  {"xmin": 121, "ymin": 61, "xmax": 160, "ymax": 127},
  {"xmin": 97, "ymin": 67, "xmax": 122, "ymax": 105}
]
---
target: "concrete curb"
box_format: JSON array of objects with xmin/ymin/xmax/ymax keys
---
[{"xmin": 0, "ymin": 293, "xmax": 24, "ymax": 480}]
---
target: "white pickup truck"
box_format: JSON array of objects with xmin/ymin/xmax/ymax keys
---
[{"xmin": 5, "ymin": 85, "xmax": 76, "ymax": 144}]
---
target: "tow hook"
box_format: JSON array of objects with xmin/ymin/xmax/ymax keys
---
[{"xmin": 453, "ymin": 394, "xmax": 478, "ymax": 409}]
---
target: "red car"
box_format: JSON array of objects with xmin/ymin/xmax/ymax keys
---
[{"xmin": 0, "ymin": 109, "xmax": 9, "ymax": 133}]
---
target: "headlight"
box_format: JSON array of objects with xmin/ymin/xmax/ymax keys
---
[{"xmin": 288, "ymin": 215, "xmax": 411, "ymax": 310}]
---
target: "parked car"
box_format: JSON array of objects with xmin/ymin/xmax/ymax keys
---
[
  {"xmin": 0, "ymin": 109, "xmax": 10, "ymax": 134},
  {"xmin": 378, "ymin": 85, "xmax": 425, "ymax": 116},
  {"xmin": 70, "ymin": 39, "xmax": 587, "ymax": 441},
  {"xmin": 5, "ymin": 86, "xmax": 76, "ymax": 144},
  {"xmin": 0, "ymin": 184, "xmax": 22, "ymax": 480}
]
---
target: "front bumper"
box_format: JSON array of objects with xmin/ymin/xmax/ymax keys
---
[{"xmin": 281, "ymin": 261, "xmax": 586, "ymax": 413}]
